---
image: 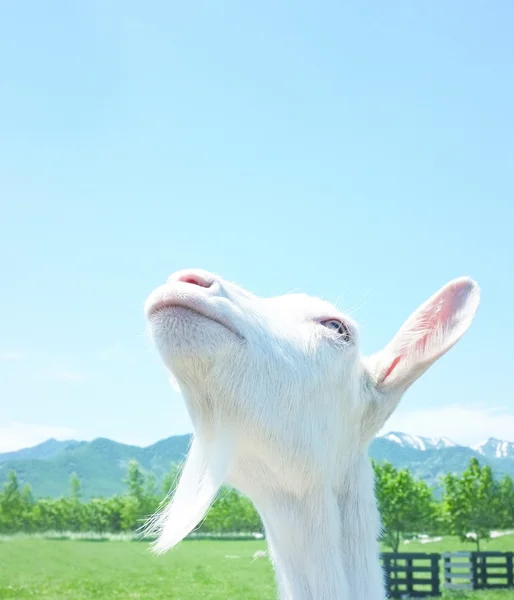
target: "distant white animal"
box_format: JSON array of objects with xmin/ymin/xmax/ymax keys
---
[{"xmin": 144, "ymin": 270, "xmax": 480, "ymax": 599}]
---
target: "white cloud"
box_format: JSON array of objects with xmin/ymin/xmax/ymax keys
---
[
  {"xmin": 0, "ymin": 351, "xmax": 23, "ymax": 361},
  {"xmin": 48, "ymin": 368, "xmax": 85, "ymax": 383},
  {"xmin": 380, "ymin": 404, "xmax": 514, "ymax": 446},
  {"xmin": 0, "ymin": 422, "xmax": 79, "ymax": 453}
]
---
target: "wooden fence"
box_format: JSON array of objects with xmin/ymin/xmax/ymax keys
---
[
  {"xmin": 443, "ymin": 551, "xmax": 514, "ymax": 592},
  {"xmin": 381, "ymin": 553, "xmax": 441, "ymax": 598},
  {"xmin": 381, "ymin": 551, "xmax": 514, "ymax": 598}
]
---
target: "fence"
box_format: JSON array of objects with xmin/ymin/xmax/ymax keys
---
[
  {"xmin": 381, "ymin": 551, "xmax": 514, "ymax": 598},
  {"xmin": 443, "ymin": 551, "xmax": 514, "ymax": 592},
  {"xmin": 381, "ymin": 553, "xmax": 441, "ymax": 598}
]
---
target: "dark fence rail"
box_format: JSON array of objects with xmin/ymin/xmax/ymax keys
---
[
  {"xmin": 381, "ymin": 551, "xmax": 514, "ymax": 598},
  {"xmin": 381, "ymin": 553, "xmax": 441, "ymax": 598}
]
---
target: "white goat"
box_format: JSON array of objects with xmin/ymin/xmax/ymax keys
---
[{"xmin": 144, "ymin": 270, "xmax": 480, "ymax": 600}]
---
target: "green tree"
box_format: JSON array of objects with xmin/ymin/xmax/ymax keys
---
[
  {"xmin": 85, "ymin": 497, "xmax": 123, "ymax": 533},
  {"xmin": 69, "ymin": 472, "xmax": 82, "ymax": 500},
  {"xmin": 161, "ymin": 463, "xmax": 182, "ymax": 498},
  {"xmin": 0, "ymin": 470, "xmax": 23, "ymax": 533},
  {"xmin": 373, "ymin": 461, "xmax": 434, "ymax": 552},
  {"xmin": 120, "ymin": 496, "xmax": 138, "ymax": 531},
  {"xmin": 429, "ymin": 496, "xmax": 451, "ymax": 537},
  {"xmin": 121, "ymin": 460, "xmax": 159, "ymax": 530},
  {"xmin": 17, "ymin": 484, "xmax": 35, "ymax": 532},
  {"xmin": 3, "ymin": 470, "xmax": 20, "ymax": 502},
  {"xmin": 144, "ymin": 472, "xmax": 157, "ymax": 499},
  {"xmin": 20, "ymin": 483, "xmax": 34, "ymax": 507},
  {"xmin": 442, "ymin": 457, "xmax": 500, "ymax": 551},
  {"xmin": 141, "ymin": 472, "xmax": 159, "ymax": 518},
  {"xmin": 124, "ymin": 460, "xmax": 145, "ymax": 502},
  {"xmin": 498, "ymin": 475, "xmax": 514, "ymax": 529}
]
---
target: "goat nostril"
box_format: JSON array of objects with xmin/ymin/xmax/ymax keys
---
[{"xmin": 176, "ymin": 273, "xmax": 212, "ymax": 288}]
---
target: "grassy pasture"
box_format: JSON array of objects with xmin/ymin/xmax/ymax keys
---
[{"xmin": 0, "ymin": 535, "xmax": 512, "ymax": 599}]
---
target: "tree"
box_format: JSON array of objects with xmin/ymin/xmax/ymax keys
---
[
  {"xmin": 161, "ymin": 463, "xmax": 182, "ymax": 498},
  {"xmin": 141, "ymin": 472, "xmax": 159, "ymax": 517},
  {"xmin": 121, "ymin": 460, "xmax": 159, "ymax": 530},
  {"xmin": 69, "ymin": 473, "xmax": 82, "ymax": 500},
  {"xmin": 145, "ymin": 472, "xmax": 157, "ymax": 499},
  {"xmin": 3, "ymin": 470, "xmax": 20, "ymax": 501},
  {"xmin": 0, "ymin": 470, "xmax": 24, "ymax": 532},
  {"xmin": 121, "ymin": 496, "xmax": 141, "ymax": 531},
  {"xmin": 498, "ymin": 475, "xmax": 514, "ymax": 529},
  {"xmin": 20, "ymin": 483, "xmax": 34, "ymax": 507},
  {"xmin": 373, "ymin": 461, "xmax": 434, "ymax": 552},
  {"xmin": 85, "ymin": 497, "xmax": 123, "ymax": 533},
  {"xmin": 124, "ymin": 460, "xmax": 145, "ymax": 502},
  {"xmin": 442, "ymin": 457, "xmax": 500, "ymax": 551}
]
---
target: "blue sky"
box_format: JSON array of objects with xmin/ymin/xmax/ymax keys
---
[{"xmin": 1, "ymin": 1, "xmax": 513, "ymax": 451}]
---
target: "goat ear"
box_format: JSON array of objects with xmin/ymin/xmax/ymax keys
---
[{"xmin": 369, "ymin": 277, "xmax": 480, "ymax": 395}]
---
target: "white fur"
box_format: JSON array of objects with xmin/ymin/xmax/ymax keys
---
[{"xmin": 143, "ymin": 269, "xmax": 480, "ymax": 599}]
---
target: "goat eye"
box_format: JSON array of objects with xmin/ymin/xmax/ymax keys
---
[{"xmin": 320, "ymin": 319, "xmax": 351, "ymax": 342}]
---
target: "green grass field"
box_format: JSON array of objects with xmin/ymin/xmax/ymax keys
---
[{"xmin": 0, "ymin": 535, "xmax": 512, "ymax": 599}]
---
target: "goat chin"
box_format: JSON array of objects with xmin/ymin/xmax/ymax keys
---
[{"xmin": 144, "ymin": 269, "xmax": 480, "ymax": 600}]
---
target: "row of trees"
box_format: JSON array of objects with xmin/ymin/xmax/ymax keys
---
[
  {"xmin": 0, "ymin": 461, "xmax": 262, "ymax": 537},
  {"xmin": 375, "ymin": 458, "xmax": 514, "ymax": 551},
  {"xmin": 1, "ymin": 458, "xmax": 513, "ymax": 551}
]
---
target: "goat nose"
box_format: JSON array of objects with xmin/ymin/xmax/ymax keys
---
[
  {"xmin": 168, "ymin": 271, "xmax": 213, "ymax": 288},
  {"xmin": 178, "ymin": 274, "xmax": 212, "ymax": 288}
]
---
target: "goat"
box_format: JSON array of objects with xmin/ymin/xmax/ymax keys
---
[{"xmin": 144, "ymin": 270, "xmax": 480, "ymax": 599}]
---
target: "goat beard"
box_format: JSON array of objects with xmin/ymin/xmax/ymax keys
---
[{"xmin": 144, "ymin": 428, "xmax": 234, "ymax": 553}]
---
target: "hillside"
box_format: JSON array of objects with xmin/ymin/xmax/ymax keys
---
[
  {"xmin": 0, "ymin": 435, "xmax": 191, "ymax": 499},
  {"xmin": 1, "ymin": 432, "xmax": 513, "ymax": 499}
]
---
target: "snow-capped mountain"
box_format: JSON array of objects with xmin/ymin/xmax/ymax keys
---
[
  {"xmin": 382, "ymin": 431, "xmax": 460, "ymax": 451},
  {"xmin": 382, "ymin": 431, "xmax": 514, "ymax": 460},
  {"xmin": 473, "ymin": 438, "xmax": 514, "ymax": 460},
  {"xmin": 2, "ymin": 432, "xmax": 514, "ymax": 497}
]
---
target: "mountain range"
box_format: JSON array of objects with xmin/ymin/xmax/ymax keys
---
[{"xmin": 1, "ymin": 432, "xmax": 513, "ymax": 499}]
